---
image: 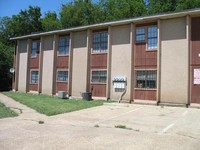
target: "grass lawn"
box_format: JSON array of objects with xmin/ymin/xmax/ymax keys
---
[
  {"xmin": 3, "ymin": 92, "xmax": 104, "ymax": 116},
  {"xmin": 0, "ymin": 102, "xmax": 18, "ymax": 119}
]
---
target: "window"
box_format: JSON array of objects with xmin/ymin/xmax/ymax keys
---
[
  {"xmin": 57, "ymin": 70, "xmax": 68, "ymax": 81},
  {"xmin": 31, "ymin": 41, "xmax": 40, "ymax": 57},
  {"xmin": 136, "ymin": 70, "xmax": 156, "ymax": 88},
  {"xmin": 92, "ymin": 32, "xmax": 108, "ymax": 53},
  {"xmin": 136, "ymin": 27, "xmax": 145, "ymax": 42},
  {"xmin": 31, "ymin": 70, "xmax": 39, "ymax": 84},
  {"xmin": 91, "ymin": 70, "xmax": 107, "ymax": 83},
  {"xmin": 58, "ymin": 36, "xmax": 70, "ymax": 55},
  {"xmin": 147, "ymin": 26, "xmax": 157, "ymax": 50}
]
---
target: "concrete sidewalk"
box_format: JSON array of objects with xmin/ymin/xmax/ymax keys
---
[{"xmin": 0, "ymin": 93, "xmax": 46, "ymax": 121}]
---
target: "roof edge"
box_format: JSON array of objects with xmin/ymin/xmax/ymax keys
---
[{"xmin": 10, "ymin": 8, "xmax": 200, "ymax": 40}]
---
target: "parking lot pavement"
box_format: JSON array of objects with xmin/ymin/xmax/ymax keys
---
[{"xmin": 0, "ymin": 103, "xmax": 200, "ymax": 150}]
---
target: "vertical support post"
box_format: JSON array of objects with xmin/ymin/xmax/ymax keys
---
[
  {"xmin": 86, "ymin": 29, "xmax": 91, "ymax": 92},
  {"xmin": 157, "ymin": 19, "xmax": 161, "ymax": 104},
  {"xmin": 68, "ymin": 32, "xmax": 73, "ymax": 96},
  {"xmin": 187, "ymin": 15, "xmax": 191, "ymax": 106},
  {"xmin": 14, "ymin": 41, "xmax": 19, "ymax": 91},
  {"xmin": 52, "ymin": 34, "xmax": 58, "ymax": 95},
  {"xmin": 130, "ymin": 23, "xmax": 135, "ymax": 102},
  {"xmin": 26, "ymin": 39, "xmax": 31, "ymax": 93},
  {"xmin": 106, "ymin": 26, "xmax": 112, "ymax": 100},
  {"xmin": 38, "ymin": 36, "xmax": 43, "ymax": 94}
]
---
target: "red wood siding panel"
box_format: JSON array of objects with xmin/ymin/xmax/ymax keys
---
[
  {"xmin": 29, "ymin": 84, "xmax": 38, "ymax": 91},
  {"xmin": 56, "ymin": 56, "xmax": 69, "ymax": 68},
  {"xmin": 30, "ymin": 56, "xmax": 39, "ymax": 68},
  {"xmin": 135, "ymin": 43, "xmax": 157, "ymax": 69},
  {"xmin": 91, "ymin": 84, "xmax": 106, "ymax": 97},
  {"xmin": 56, "ymin": 82, "xmax": 68, "ymax": 93},
  {"xmin": 91, "ymin": 54, "xmax": 107, "ymax": 69},
  {"xmin": 191, "ymin": 17, "xmax": 200, "ymax": 104},
  {"xmin": 134, "ymin": 89, "xmax": 156, "ymax": 100}
]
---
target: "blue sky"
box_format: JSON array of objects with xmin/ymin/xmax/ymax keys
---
[{"xmin": 0, "ymin": 0, "xmax": 69, "ymax": 18}]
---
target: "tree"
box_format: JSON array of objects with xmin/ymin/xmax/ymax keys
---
[
  {"xmin": 41, "ymin": 11, "xmax": 61, "ymax": 31},
  {"xmin": 0, "ymin": 41, "xmax": 13, "ymax": 91},
  {"xmin": 8, "ymin": 6, "xmax": 43, "ymax": 38},
  {"xmin": 99, "ymin": 0, "xmax": 147, "ymax": 21},
  {"xmin": 147, "ymin": 0, "xmax": 179, "ymax": 15},
  {"xmin": 60, "ymin": 0, "xmax": 103, "ymax": 28},
  {"xmin": 176, "ymin": 0, "xmax": 200, "ymax": 11}
]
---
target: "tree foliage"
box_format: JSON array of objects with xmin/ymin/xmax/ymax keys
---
[
  {"xmin": 0, "ymin": 41, "xmax": 13, "ymax": 91},
  {"xmin": 41, "ymin": 11, "xmax": 61, "ymax": 31},
  {"xmin": 60, "ymin": 0, "xmax": 103, "ymax": 28}
]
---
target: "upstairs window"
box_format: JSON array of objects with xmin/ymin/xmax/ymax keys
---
[
  {"xmin": 135, "ymin": 25, "xmax": 158, "ymax": 50},
  {"xmin": 91, "ymin": 70, "xmax": 107, "ymax": 83},
  {"xmin": 148, "ymin": 26, "xmax": 157, "ymax": 50},
  {"xmin": 31, "ymin": 41, "xmax": 40, "ymax": 57},
  {"xmin": 136, "ymin": 27, "xmax": 145, "ymax": 42},
  {"xmin": 136, "ymin": 70, "xmax": 156, "ymax": 89},
  {"xmin": 57, "ymin": 70, "xmax": 68, "ymax": 82},
  {"xmin": 92, "ymin": 32, "xmax": 108, "ymax": 53},
  {"xmin": 30, "ymin": 70, "xmax": 39, "ymax": 84},
  {"xmin": 58, "ymin": 36, "xmax": 70, "ymax": 56}
]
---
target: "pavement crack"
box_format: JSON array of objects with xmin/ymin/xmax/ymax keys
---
[
  {"xmin": 9, "ymin": 107, "xmax": 23, "ymax": 114},
  {"xmin": 176, "ymin": 133, "xmax": 200, "ymax": 140}
]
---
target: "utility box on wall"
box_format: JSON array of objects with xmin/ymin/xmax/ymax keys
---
[{"xmin": 112, "ymin": 76, "xmax": 127, "ymax": 89}]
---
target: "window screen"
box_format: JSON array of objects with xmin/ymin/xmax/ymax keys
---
[
  {"xmin": 136, "ymin": 70, "xmax": 156, "ymax": 88},
  {"xmin": 31, "ymin": 70, "xmax": 39, "ymax": 84},
  {"xmin": 58, "ymin": 36, "xmax": 70, "ymax": 55},
  {"xmin": 57, "ymin": 71, "xmax": 68, "ymax": 81},
  {"xmin": 91, "ymin": 70, "xmax": 107, "ymax": 83},
  {"xmin": 93, "ymin": 32, "xmax": 108, "ymax": 53},
  {"xmin": 147, "ymin": 26, "xmax": 157, "ymax": 50}
]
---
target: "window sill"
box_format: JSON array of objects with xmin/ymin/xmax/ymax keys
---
[
  {"xmin": 31, "ymin": 56, "xmax": 37, "ymax": 58},
  {"xmin": 134, "ymin": 88, "xmax": 157, "ymax": 91},
  {"xmin": 91, "ymin": 52, "xmax": 108, "ymax": 55},
  {"xmin": 30, "ymin": 83, "xmax": 38, "ymax": 85},
  {"xmin": 56, "ymin": 81, "xmax": 68, "ymax": 83},
  {"xmin": 146, "ymin": 49, "xmax": 157, "ymax": 51},
  {"xmin": 91, "ymin": 82, "xmax": 107, "ymax": 85},
  {"xmin": 57, "ymin": 54, "xmax": 69, "ymax": 57}
]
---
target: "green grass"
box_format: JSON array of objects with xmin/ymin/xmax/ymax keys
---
[
  {"xmin": 0, "ymin": 102, "xmax": 18, "ymax": 119},
  {"xmin": 3, "ymin": 92, "xmax": 104, "ymax": 116}
]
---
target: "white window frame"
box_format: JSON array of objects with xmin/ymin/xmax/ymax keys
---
[
  {"xmin": 56, "ymin": 69, "xmax": 68, "ymax": 82},
  {"xmin": 91, "ymin": 69, "xmax": 107, "ymax": 84},
  {"xmin": 147, "ymin": 26, "xmax": 158, "ymax": 50},
  {"xmin": 92, "ymin": 31, "xmax": 108, "ymax": 54},
  {"xmin": 30, "ymin": 70, "xmax": 39, "ymax": 84},
  {"xmin": 58, "ymin": 35, "xmax": 70, "ymax": 56}
]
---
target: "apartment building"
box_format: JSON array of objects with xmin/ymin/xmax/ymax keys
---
[{"xmin": 11, "ymin": 9, "xmax": 200, "ymax": 105}]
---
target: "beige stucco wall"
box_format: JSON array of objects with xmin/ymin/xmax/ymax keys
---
[
  {"xmin": 18, "ymin": 40, "xmax": 28, "ymax": 92},
  {"xmin": 41, "ymin": 35, "xmax": 54, "ymax": 94},
  {"xmin": 110, "ymin": 25, "xmax": 132, "ymax": 100},
  {"xmin": 160, "ymin": 17, "xmax": 188, "ymax": 104},
  {"xmin": 72, "ymin": 31, "xmax": 88, "ymax": 97}
]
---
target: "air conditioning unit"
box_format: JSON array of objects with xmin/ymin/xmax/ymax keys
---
[{"xmin": 58, "ymin": 91, "xmax": 66, "ymax": 99}]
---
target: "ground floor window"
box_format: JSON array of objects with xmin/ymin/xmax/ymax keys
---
[
  {"xmin": 136, "ymin": 70, "xmax": 156, "ymax": 88},
  {"xmin": 91, "ymin": 70, "xmax": 107, "ymax": 83},
  {"xmin": 57, "ymin": 70, "xmax": 68, "ymax": 82},
  {"xmin": 30, "ymin": 70, "xmax": 39, "ymax": 84}
]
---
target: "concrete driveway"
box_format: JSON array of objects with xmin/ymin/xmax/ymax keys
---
[{"xmin": 0, "ymin": 95, "xmax": 200, "ymax": 150}]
